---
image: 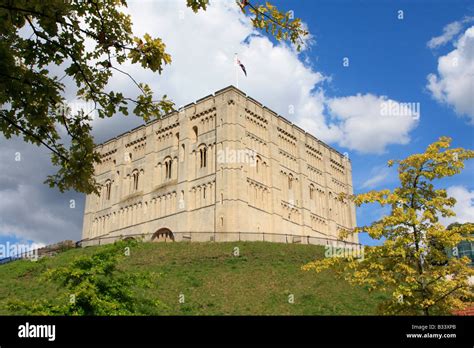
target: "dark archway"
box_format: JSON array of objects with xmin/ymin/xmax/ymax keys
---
[{"xmin": 151, "ymin": 228, "xmax": 174, "ymax": 242}]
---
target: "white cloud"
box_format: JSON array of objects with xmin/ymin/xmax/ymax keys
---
[
  {"xmin": 92, "ymin": 0, "xmax": 418, "ymax": 154},
  {"xmin": 427, "ymin": 26, "xmax": 474, "ymax": 123},
  {"xmin": 0, "ymin": 0, "xmax": 423, "ymax": 245},
  {"xmin": 361, "ymin": 165, "xmax": 393, "ymax": 189},
  {"xmin": 440, "ymin": 186, "xmax": 474, "ymax": 226},
  {"xmin": 0, "ymin": 137, "xmax": 84, "ymax": 244},
  {"xmin": 427, "ymin": 17, "xmax": 474, "ymax": 49},
  {"xmin": 326, "ymin": 94, "xmax": 419, "ymax": 154}
]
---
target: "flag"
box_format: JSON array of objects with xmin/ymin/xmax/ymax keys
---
[{"xmin": 237, "ymin": 58, "xmax": 247, "ymax": 76}]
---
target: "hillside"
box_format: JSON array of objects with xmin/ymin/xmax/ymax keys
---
[{"xmin": 0, "ymin": 241, "xmax": 388, "ymax": 315}]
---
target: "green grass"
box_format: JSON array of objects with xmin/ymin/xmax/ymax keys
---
[{"xmin": 0, "ymin": 241, "xmax": 388, "ymax": 315}]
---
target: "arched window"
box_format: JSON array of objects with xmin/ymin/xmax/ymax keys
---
[
  {"xmin": 174, "ymin": 132, "xmax": 179, "ymax": 147},
  {"xmin": 125, "ymin": 174, "xmax": 131, "ymax": 195},
  {"xmin": 256, "ymin": 156, "xmax": 261, "ymax": 173},
  {"xmin": 309, "ymin": 184, "xmax": 315, "ymax": 200},
  {"xmin": 288, "ymin": 174, "xmax": 293, "ymax": 190},
  {"xmin": 105, "ymin": 180, "xmax": 112, "ymax": 200},
  {"xmin": 180, "ymin": 190, "xmax": 184, "ymax": 208},
  {"xmin": 164, "ymin": 157, "xmax": 172, "ymax": 179},
  {"xmin": 192, "ymin": 126, "xmax": 198, "ymax": 143},
  {"xmin": 132, "ymin": 170, "xmax": 139, "ymax": 191},
  {"xmin": 199, "ymin": 146, "xmax": 207, "ymax": 168},
  {"xmin": 180, "ymin": 144, "xmax": 185, "ymax": 162}
]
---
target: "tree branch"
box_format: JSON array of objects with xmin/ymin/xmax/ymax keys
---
[{"xmin": 0, "ymin": 113, "xmax": 68, "ymax": 162}]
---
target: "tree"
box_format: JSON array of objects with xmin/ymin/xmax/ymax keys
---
[
  {"xmin": 8, "ymin": 240, "xmax": 158, "ymax": 315},
  {"xmin": 0, "ymin": 0, "xmax": 307, "ymax": 194},
  {"xmin": 303, "ymin": 137, "xmax": 474, "ymax": 315},
  {"xmin": 445, "ymin": 222, "xmax": 474, "ymax": 265}
]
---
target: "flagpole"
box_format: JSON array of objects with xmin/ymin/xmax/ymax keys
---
[{"xmin": 234, "ymin": 53, "xmax": 239, "ymax": 88}]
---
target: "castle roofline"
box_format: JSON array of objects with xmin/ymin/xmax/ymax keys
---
[{"xmin": 95, "ymin": 85, "xmax": 349, "ymax": 161}]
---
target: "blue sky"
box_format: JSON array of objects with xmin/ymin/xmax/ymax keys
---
[
  {"xmin": 0, "ymin": 0, "xmax": 473, "ymax": 248},
  {"xmin": 267, "ymin": 0, "xmax": 474, "ymax": 244}
]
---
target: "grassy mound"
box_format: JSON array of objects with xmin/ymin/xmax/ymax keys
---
[{"xmin": 0, "ymin": 241, "xmax": 387, "ymax": 315}]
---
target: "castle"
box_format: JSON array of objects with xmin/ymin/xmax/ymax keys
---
[{"xmin": 81, "ymin": 86, "xmax": 358, "ymax": 246}]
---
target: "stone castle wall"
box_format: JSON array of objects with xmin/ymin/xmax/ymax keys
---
[{"xmin": 81, "ymin": 86, "xmax": 358, "ymax": 246}]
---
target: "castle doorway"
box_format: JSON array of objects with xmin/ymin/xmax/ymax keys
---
[{"xmin": 152, "ymin": 228, "xmax": 175, "ymax": 242}]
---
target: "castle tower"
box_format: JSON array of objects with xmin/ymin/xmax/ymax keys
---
[{"xmin": 81, "ymin": 86, "xmax": 358, "ymax": 246}]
